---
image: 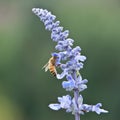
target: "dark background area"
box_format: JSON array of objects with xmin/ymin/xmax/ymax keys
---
[{"xmin": 0, "ymin": 0, "xmax": 120, "ymax": 120}]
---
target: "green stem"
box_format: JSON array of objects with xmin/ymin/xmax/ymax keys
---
[
  {"xmin": 72, "ymin": 71, "xmax": 80, "ymax": 120},
  {"xmin": 74, "ymin": 90, "xmax": 80, "ymax": 120}
]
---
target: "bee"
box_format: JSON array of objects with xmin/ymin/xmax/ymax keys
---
[{"xmin": 42, "ymin": 55, "xmax": 58, "ymax": 77}]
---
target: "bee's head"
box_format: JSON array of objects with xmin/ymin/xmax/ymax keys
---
[{"xmin": 51, "ymin": 52, "xmax": 61, "ymax": 66}]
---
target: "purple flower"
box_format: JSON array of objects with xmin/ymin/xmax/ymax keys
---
[
  {"xmin": 82, "ymin": 103, "xmax": 108, "ymax": 114},
  {"xmin": 32, "ymin": 8, "xmax": 108, "ymax": 119},
  {"xmin": 62, "ymin": 75, "xmax": 76, "ymax": 91},
  {"xmin": 49, "ymin": 95, "xmax": 72, "ymax": 112},
  {"xmin": 61, "ymin": 74, "xmax": 88, "ymax": 92},
  {"xmin": 49, "ymin": 95, "xmax": 108, "ymax": 115}
]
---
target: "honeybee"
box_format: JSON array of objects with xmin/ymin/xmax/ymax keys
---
[{"xmin": 42, "ymin": 56, "xmax": 58, "ymax": 77}]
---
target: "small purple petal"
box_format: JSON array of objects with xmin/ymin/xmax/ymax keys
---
[
  {"xmin": 75, "ymin": 55, "xmax": 86, "ymax": 62},
  {"xmin": 62, "ymin": 80, "xmax": 75, "ymax": 91},
  {"xmin": 51, "ymin": 52, "xmax": 59, "ymax": 57},
  {"xmin": 80, "ymin": 79, "xmax": 88, "ymax": 84},
  {"xmin": 52, "ymin": 26, "xmax": 63, "ymax": 33},
  {"xmin": 57, "ymin": 69, "xmax": 68, "ymax": 79},
  {"xmin": 78, "ymin": 84, "xmax": 87, "ymax": 92},
  {"xmin": 92, "ymin": 103, "xmax": 108, "ymax": 114},
  {"xmin": 78, "ymin": 95, "xmax": 83, "ymax": 106},
  {"xmin": 66, "ymin": 74, "xmax": 74, "ymax": 81},
  {"xmin": 58, "ymin": 95, "xmax": 72, "ymax": 109},
  {"xmin": 49, "ymin": 104, "xmax": 61, "ymax": 110},
  {"xmin": 55, "ymin": 44, "xmax": 63, "ymax": 51}
]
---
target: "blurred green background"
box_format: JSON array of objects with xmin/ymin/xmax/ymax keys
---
[{"xmin": 0, "ymin": 0, "xmax": 120, "ymax": 120}]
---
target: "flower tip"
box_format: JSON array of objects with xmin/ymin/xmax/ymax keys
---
[
  {"xmin": 56, "ymin": 71, "xmax": 67, "ymax": 79},
  {"xmin": 101, "ymin": 109, "xmax": 109, "ymax": 114},
  {"xmin": 49, "ymin": 104, "xmax": 61, "ymax": 110},
  {"xmin": 104, "ymin": 110, "xmax": 109, "ymax": 113},
  {"xmin": 32, "ymin": 8, "xmax": 39, "ymax": 13},
  {"xmin": 32, "ymin": 8, "xmax": 35, "ymax": 12},
  {"xmin": 97, "ymin": 109, "xmax": 109, "ymax": 114}
]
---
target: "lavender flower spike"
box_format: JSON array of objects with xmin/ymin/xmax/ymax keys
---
[{"xmin": 32, "ymin": 8, "xmax": 108, "ymax": 120}]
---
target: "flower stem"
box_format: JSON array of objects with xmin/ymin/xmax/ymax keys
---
[
  {"xmin": 74, "ymin": 90, "xmax": 80, "ymax": 120},
  {"xmin": 72, "ymin": 71, "xmax": 80, "ymax": 120}
]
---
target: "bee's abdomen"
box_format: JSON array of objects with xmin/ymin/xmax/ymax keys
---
[{"xmin": 49, "ymin": 66, "xmax": 56, "ymax": 77}]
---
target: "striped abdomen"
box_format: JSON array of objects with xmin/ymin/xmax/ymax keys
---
[{"xmin": 49, "ymin": 63, "xmax": 57, "ymax": 77}]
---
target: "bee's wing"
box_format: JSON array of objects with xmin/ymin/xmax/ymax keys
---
[
  {"xmin": 42, "ymin": 62, "xmax": 49, "ymax": 72},
  {"xmin": 54, "ymin": 67, "xmax": 57, "ymax": 74}
]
